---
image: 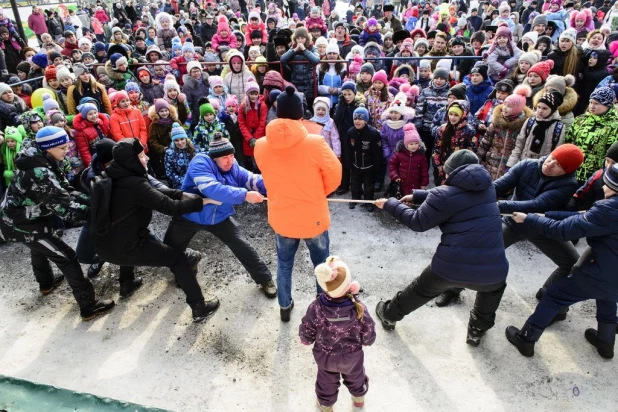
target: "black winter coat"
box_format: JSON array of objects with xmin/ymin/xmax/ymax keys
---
[
  {"xmin": 348, "ymin": 124, "xmax": 382, "ymax": 171},
  {"xmin": 94, "ymin": 139, "xmax": 203, "ymax": 258},
  {"xmin": 200, "ymin": 22, "xmax": 217, "ymax": 43},
  {"xmin": 384, "ymin": 164, "xmax": 509, "ymax": 284},
  {"xmin": 334, "ymin": 96, "xmax": 363, "ymax": 168}
]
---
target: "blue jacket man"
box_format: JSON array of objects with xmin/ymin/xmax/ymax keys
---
[{"xmin": 163, "ymin": 135, "xmax": 277, "ymax": 298}]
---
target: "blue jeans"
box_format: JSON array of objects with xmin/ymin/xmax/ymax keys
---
[{"xmin": 276, "ymin": 230, "xmax": 330, "ymax": 308}]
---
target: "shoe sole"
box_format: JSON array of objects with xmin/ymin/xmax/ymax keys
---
[
  {"xmin": 40, "ymin": 278, "xmax": 65, "ymax": 295},
  {"xmin": 466, "ymin": 338, "xmax": 481, "ymax": 347},
  {"xmin": 81, "ymin": 303, "xmax": 115, "ymax": 322},
  {"xmin": 505, "ymin": 327, "xmax": 533, "ymax": 357},
  {"xmin": 262, "ymin": 289, "xmax": 277, "ymax": 299},
  {"xmin": 193, "ymin": 309, "xmax": 218, "ymax": 323}
]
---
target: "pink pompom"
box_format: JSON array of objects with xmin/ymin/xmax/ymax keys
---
[{"xmin": 349, "ymin": 281, "xmax": 361, "ymax": 295}]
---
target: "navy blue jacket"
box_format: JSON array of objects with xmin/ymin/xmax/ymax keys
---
[
  {"xmin": 384, "ymin": 164, "xmax": 508, "ymax": 285},
  {"xmin": 494, "ymin": 156, "xmax": 579, "ymax": 214},
  {"xmin": 523, "ymin": 196, "xmax": 618, "ymax": 300}
]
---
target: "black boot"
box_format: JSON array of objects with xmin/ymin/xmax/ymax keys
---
[
  {"xmin": 39, "ymin": 275, "xmax": 65, "ymax": 295},
  {"xmin": 535, "ymin": 288, "xmax": 544, "ymax": 301},
  {"xmin": 280, "ymin": 300, "xmax": 294, "ymax": 322},
  {"xmin": 120, "ymin": 278, "xmax": 143, "ymax": 298},
  {"xmin": 87, "ymin": 258, "xmax": 105, "ymax": 278},
  {"xmin": 185, "ymin": 248, "xmax": 204, "ymax": 272},
  {"xmin": 191, "ymin": 298, "xmax": 220, "ymax": 323},
  {"xmin": 376, "ymin": 301, "xmax": 396, "ymax": 331},
  {"xmin": 349, "ymin": 202, "xmax": 356, "ymax": 210},
  {"xmin": 466, "ymin": 325, "xmax": 486, "ymax": 347},
  {"xmin": 585, "ymin": 322, "xmax": 616, "ymax": 359},
  {"xmin": 547, "ymin": 308, "xmax": 569, "ymax": 326},
  {"xmin": 505, "ymin": 323, "xmax": 544, "ymax": 357},
  {"xmin": 435, "ymin": 289, "xmax": 461, "ymax": 307},
  {"xmin": 81, "ymin": 299, "xmax": 115, "ymax": 321}
]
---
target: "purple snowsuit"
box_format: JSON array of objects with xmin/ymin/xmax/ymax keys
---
[{"xmin": 299, "ymin": 294, "xmax": 376, "ymax": 407}]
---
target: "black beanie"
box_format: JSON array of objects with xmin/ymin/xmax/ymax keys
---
[
  {"xmin": 448, "ymin": 83, "xmax": 467, "ymax": 100},
  {"xmin": 470, "ymin": 62, "xmax": 489, "ymax": 80},
  {"xmin": 606, "ymin": 141, "xmax": 618, "ymax": 163},
  {"xmin": 539, "ymin": 90, "xmax": 563, "ymax": 113},
  {"xmin": 95, "ymin": 138, "xmax": 116, "ymax": 165},
  {"xmin": 276, "ymin": 86, "xmax": 304, "ymax": 120}
]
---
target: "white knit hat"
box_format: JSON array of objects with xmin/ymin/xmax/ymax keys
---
[
  {"xmin": 315, "ymin": 36, "xmax": 328, "ymax": 47},
  {"xmin": 315, "ymin": 256, "xmax": 360, "ymax": 298},
  {"xmin": 313, "ymin": 96, "xmax": 331, "ymax": 111},
  {"xmin": 326, "ymin": 39, "xmax": 340, "ymax": 55},
  {"xmin": 186, "ymin": 61, "xmax": 202, "ymax": 73}
]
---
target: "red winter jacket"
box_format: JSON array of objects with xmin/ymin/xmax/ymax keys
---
[
  {"xmin": 169, "ymin": 54, "xmax": 200, "ymax": 85},
  {"xmin": 238, "ymin": 97, "xmax": 267, "ymax": 157},
  {"xmin": 388, "ymin": 141, "xmax": 429, "ymax": 195},
  {"xmin": 73, "ymin": 113, "xmax": 111, "ymax": 166},
  {"xmin": 110, "ymin": 106, "xmax": 148, "ymax": 151}
]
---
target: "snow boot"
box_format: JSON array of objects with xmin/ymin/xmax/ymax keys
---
[
  {"xmin": 40, "ymin": 275, "xmax": 65, "ymax": 295},
  {"xmin": 260, "ymin": 279, "xmax": 277, "ymax": 298},
  {"xmin": 191, "ymin": 298, "xmax": 220, "ymax": 323},
  {"xmin": 435, "ymin": 289, "xmax": 460, "ymax": 307},
  {"xmin": 280, "ymin": 300, "xmax": 294, "ymax": 322},
  {"xmin": 352, "ymin": 395, "xmax": 365, "ymax": 407},
  {"xmin": 316, "ymin": 400, "xmax": 333, "ymax": 411},
  {"xmin": 120, "ymin": 278, "xmax": 143, "ymax": 298},
  {"xmin": 466, "ymin": 325, "xmax": 486, "ymax": 347},
  {"xmin": 585, "ymin": 322, "xmax": 616, "ymax": 359},
  {"xmin": 87, "ymin": 258, "xmax": 105, "ymax": 278},
  {"xmin": 349, "ymin": 202, "xmax": 356, "ymax": 209},
  {"xmin": 81, "ymin": 299, "xmax": 115, "ymax": 321},
  {"xmin": 505, "ymin": 323, "xmax": 543, "ymax": 357},
  {"xmin": 376, "ymin": 301, "xmax": 396, "ymax": 331}
]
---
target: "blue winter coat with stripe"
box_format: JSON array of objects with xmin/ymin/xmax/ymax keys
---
[
  {"xmin": 384, "ymin": 164, "xmax": 509, "ymax": 284},
  {"xmin": 181, "ymin": 153, "xmax": 266, "ymax": 225},
  {"xmin": 414, "ymin": 80, "xmax": 449, "ymax": 132},
  {"xmin": 463, "ymin": 77, "xmax": 493, "ymax": 115},
  {"xmin": 523, "ymin": 195, "xmax": 618, "ymax": 301}
]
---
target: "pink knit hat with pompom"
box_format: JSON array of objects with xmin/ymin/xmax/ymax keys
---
[
  {"xmin": 403, "ymin": 123, "xmax": 421, "ymax": 146},
  {"xmin": 503, "ymin": 85, "xmax": 532, "ymax": 115}
]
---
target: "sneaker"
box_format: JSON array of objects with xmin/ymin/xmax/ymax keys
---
[
  {"xmin": 434, "ymin": 289, "xmax": 460, "ymax": 307},
  {"xmin": 120, "ymin": 278, "xmax": 143, "ymax": 298},
  {"xmin": 280, "ymin": 300, "xmax": 294, "ymax": 322},
  {"xmin": 81, "ymin": 299, "xmax": 115, "ymax": 321},
  {"xmin": 260, "ymin": 280, "xmax": 277, "ymax": 299},
  {"xmin": 87, "ymin": 259, "xmax": 105, "ymax": 278},
  {"xmin": 192, "ymin": 298, "xmax": 220, "ymax": 323},
  {"xmin": 316, "ymin": 400, "xmax": 333, "ymax": 412},
  {"xmin": 40, "ymin": 275, "xmax": 65, "ymax": 295},
  {"xmin": 185, "ymin": 248, "xmax": 204, "ymax": 271},
  {"xmin": 352, "ymin": 395, "xmax": 365, "ymax": 407},
  {"xmin": 376, "ymin": 301, "xmax": 396, "ymax": 331},
  {"xmin": 335, "ymin": 187, "xmax": 348, "ymax": 195}
]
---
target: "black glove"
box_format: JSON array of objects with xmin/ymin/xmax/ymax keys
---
[{"xmin": 249, "ymin": 138, "xmax": 257, "ymax": 147}]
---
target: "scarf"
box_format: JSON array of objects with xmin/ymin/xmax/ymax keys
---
[
  {"xmin": 310, "ymin": 114, "xmax": 330, "ymax": 125},
  {"xmin": 529, "ymin": 114, "xmax": 558, "ymax": 154},
  {"xmin": 385, "ymin": 119, "xmax": 407, "ymax": 130},
  {"xmin": 502, "ymin": 113, "xmax": 521, "ymax": 123},
  {"xmin": 157, "ymin": 116, "xmax": 174, "ymax": 127}
]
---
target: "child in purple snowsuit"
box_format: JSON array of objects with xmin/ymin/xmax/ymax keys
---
[{"xmin": 299, "ymin": 256, "xmax": 376, "ymax": 411}]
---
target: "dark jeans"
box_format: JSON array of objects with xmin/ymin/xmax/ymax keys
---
[
  {"xmin": 447, "ymin": 221, "xmax": 580, "ymax": 296},
  {"xmin": 313, "ymin": 350, "xmax": 368, "ymax": 407},
  {"xmin": 351, "ymin": 168, "xmax": 375, "ymax": 201},
  {"xmin": 383, "ymin": 265, "xmax": 507, "ymax": 332},
  {"xmin": 96, "ymin": 232, "xmax": 204, "ymax": 306},
  {"xmin": 528, "ymin": 247, "xmax": 618, "ymax": 329},
  {"xmin": 25, "ymin": 234, "xmax": 96, "ymax": 310},
  {"xmin": 163, "ymin": 216, "xmax": 272, "ymax": 285}
]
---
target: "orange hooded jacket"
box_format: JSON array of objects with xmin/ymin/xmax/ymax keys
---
[{"xmin": 254, "ymin": 119, "xmax": 342, "ymax": 239}]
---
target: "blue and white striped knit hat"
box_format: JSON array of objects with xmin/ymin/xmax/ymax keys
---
[
  {"xmin": 170, "ymin": 122, "xmax": 188, "ymax": 141},
  {"xmin": 603, "ymin": 164, "xmax": 618, "ymax": 193},
  {"xmin": 35, "ymin": 126, "xmax": 69, "ymax": 150}
]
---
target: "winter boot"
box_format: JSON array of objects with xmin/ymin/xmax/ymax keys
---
[
  {"xmin": 191, "ymin": 298, "xmax": 220, "ymax": 323},
  {"xmin": 280, "ymin": 300, "xmax": 294, "ymax": 322},
  {"xmin": 335, "ymin": 187, "xmax": 348, "ymax": 195},
  {"xmin": 260, "ymin": 279, "xmax": 277, "ymax": 298},
  {"xmin": 547, "ymin": 308, "xmax": 569, "ymax": 326},
  {"xmin": 352, "ymin": 395, "xmax": 365, "ymax": 407},
  {"xmin": 316, "ymin": 400, "xmax": 333, "ymax": 412},
  {"xmin": 364, "ymin": 204, "xmax": 375, "ymax": 213},
  {"xmin": 185, "ymin": 248, "xmax": 204, "ymax": 272},
  {"xmin": 81, "ymin": 299, "xmax": 115, "ymax": 321},
  {"xmin": 466, "ymin": 325, "xmax": 486, "ymax": 347},
  {"xmin": 40, "ymin": 275, "xmax": 65, "ymax": 295},
  {"xmin": 585, "ymin": 322, "xmax": 616, "ymax": 359},
  {"xmin": 87, "ymin": 258, "xmax": 105, "ymax": 278},
  {"xmin": 435, "ymin": 289, "xmax": 460, "ymax": 307},
  {"xmin": 120, "ymin": 278, "xmax": 143, "ymax": 298},
  {"xmin": 505, "ymin": 323, "xmax": 544, "ymax": 357},
  {"xmin": 349, "ymin": 202, "xmax": 356, "ymax": 209},
  {"xmin": 376, "ymin": 301, "xmax": 396, "ymax": 331}
]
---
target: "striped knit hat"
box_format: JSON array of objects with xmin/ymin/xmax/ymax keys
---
[
  {"xmin": 603, "ymin": 164, "xmax": 618, "ymax": 192},
  {"xmin": 35, "ymin": 126, "xmax": 69, "ymax": 150},
  {"xmin": 170, "ymin": 122, "xmax": 187, "ymax": 141},
  {"xmin": 208, "ymin": 134, "xmax": 235, "ymax": 159}
]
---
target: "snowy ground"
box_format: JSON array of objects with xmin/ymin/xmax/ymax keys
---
[{"xmin": 0, "ymin": 200, "xmax": 617, "ymax": 411}]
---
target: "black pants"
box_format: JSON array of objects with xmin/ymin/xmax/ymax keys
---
[
  {"xmin": 163, "ymin": 216, "xmax": 272, "ymax": 285},
  {"xmin": 420, "ymin": 129, "xmax": 434, "ymax": 168},
  {"xmin": 25, "ymin": 235, "xmax": 96, "ymax": 311},
  {"xmin": 76, "ymin": 223, "xmax": 133, "ymax": 283},
  {"xmin": 96, "ymin": 232, "xmax": 204, "ymax": 306},
  {"xmin": 340, "ymin": 166, "xmax": 351, "ymax": 191},
  {"xmin": 383, "ymin": 265, "xmax": 507, "ymax": 332},
  {"xmin": 447, "ymin": 221, "xmax": 580, "ymax": 295},
  {"xmin": 351, "ymin": 168, "xmax": 375, "ymax": 201}
]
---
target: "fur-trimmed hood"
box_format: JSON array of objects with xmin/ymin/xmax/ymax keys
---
[
  {"xmin": 491, "ymin": 105, "xmax": 534, "ymax": 131},
  {"xmin": 396, "ymin": 139, "xmax": 426, "ymax": 154},
  {"xmin": 148, "ymin": 104, "xmax": 179, "ymax": 123},
  {"xmin": 105, "ymin": 59, "xmax": 126, "ymax": 81},
  {"xmin": 531, "ymin": 86, "xmax": 577, "ymax": 116},
  {"xmin": 394, "ymin": 63, "xmax": 415, "ymax": 78}
]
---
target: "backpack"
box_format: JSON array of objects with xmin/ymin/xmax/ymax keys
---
[
  {"xmin": 89, "ymin": 171, "xmax": 132, "ymax": 237},
  {"xmin": 524, "ymin": 117, "xmax": 564, "ymax": 151}
]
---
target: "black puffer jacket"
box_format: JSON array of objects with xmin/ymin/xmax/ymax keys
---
[{"xmin": 94, "ymin": 138, "xmax": 203, "ymax": 257}]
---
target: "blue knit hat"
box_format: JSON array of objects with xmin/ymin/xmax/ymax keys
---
[
  {"xmin": 269, "ymin": 89, "xmax": 281, "ymax": 103},
  {"xmin": 94, "ymin": 41, "xmax": 106, "ymax": 53},
  {"xmin": 590, "ymin": 86, "xmax": 616, "ymax": 108},
  {"xmin": 110, "ymin": 53, "xmax": 128, "ymax": 69},
  {"xmin": 353, "ymin": 105, "xmax": 369, "ymax": 122},
  {"xmin": 181, "ymin": 41, "xmax": 195, "ymax": 53},
  {"xmin": 341, "ymin": 81, "xmax": 357, "ymax": 94},
  {"xmin": 35, "ymin": 126, "xmax": 69, "ymax": 150},
  {"xmin": 170, "ymin": 122, "xmax": 188, "ymax": 141},
  {"xmin": 125, "ymin": 81, "xmax": 140, "ymax": 94},
  {"xmin": 77, "ymin": 102, "xmax": 98, "ymax": 118},
  {"xmin": 603, "ymin": 164, "xmax": 618, "ymax": 192},
  {"xmin": 31, "ymin": 53, "xmax": 48, "ymax": 69}
]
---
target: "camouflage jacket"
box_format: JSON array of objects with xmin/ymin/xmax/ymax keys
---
[
  {"xmin": 192, "ymin": 118, "xmax": 229, "ymax": 153},
  {"xmin": 0, "ymin": 146, "xmax": 90, "ymax": 243}
]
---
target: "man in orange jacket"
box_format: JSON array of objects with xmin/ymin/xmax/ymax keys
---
[{"xmin": 254, "ymin": 86, "xmax": 342, "ymax": 322}]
